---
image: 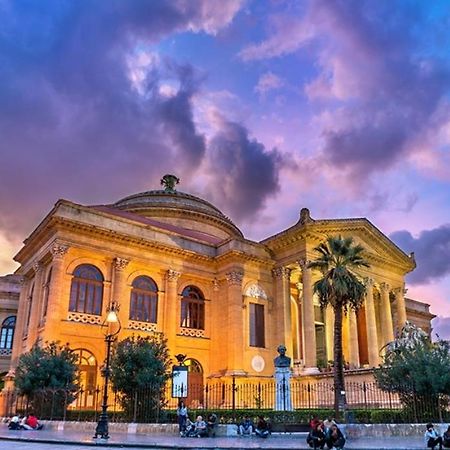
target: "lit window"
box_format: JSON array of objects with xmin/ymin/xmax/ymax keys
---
[
  {"xmin": 69, "ymin": 265, "xmax": 104, "ymax": 315},
  {"xmin": 129, "ymin": 276, "xmax": 158, "ymax": 323},
  {"xmin": 181, "ymin": 286, "xmax": 205, "ymax": 330},
  {"xmin": 0, "ymin": 316, "xmax": 16, "ymax": 349}
]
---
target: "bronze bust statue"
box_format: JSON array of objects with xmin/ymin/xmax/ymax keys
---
[{"xmin": 274, "ymin": 344, "xmax": 291, "ymax": 368}]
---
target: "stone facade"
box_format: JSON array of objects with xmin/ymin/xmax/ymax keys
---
[
  {"xmin": 0, "ymin": 275, "xmax": 20, "ymax": 374},
  {"xmin": 5, "ymin": 180, "xmax": 435, "ymax": 400}
]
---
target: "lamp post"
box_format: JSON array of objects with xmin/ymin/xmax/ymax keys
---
[{"xmin": 94, "ymin": 301, "xmax": 121, "ymax": 439}]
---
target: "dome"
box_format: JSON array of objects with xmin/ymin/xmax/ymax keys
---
[{"xmin": 111, "ymin": 175, "xmax": 243, "ymax": 241}]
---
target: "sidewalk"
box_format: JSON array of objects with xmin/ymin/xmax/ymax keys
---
[{"xmin": 0, "ymin": 429, "xmax": 429, "ymax": 449}]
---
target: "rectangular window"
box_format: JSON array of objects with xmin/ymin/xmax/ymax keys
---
[{"xmin": 249, "ymin": 303, "xmax": 265, "ymax": 348}]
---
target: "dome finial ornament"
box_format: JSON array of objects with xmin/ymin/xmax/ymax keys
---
[{"xmin": 160, "ymin": 174, "xmax": 180, "ymax": 193}]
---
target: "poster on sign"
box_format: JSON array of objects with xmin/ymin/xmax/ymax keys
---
[{"xmin": 172, "ymin": 365, "xmax": 188, "ymax": 398}]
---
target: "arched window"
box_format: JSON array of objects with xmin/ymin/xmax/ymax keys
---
[
  {"xmin": 69, "ymin": 264, "xmax": 104, "ymax": 315},
  {"xmin": 129, "ymin": 276, "xmax": 158, "ymax": 323},
  {"xmin": 40, "ymin": 267, "xmax": 52, "ymax": 322},
  {"xmin": 0, "ymin": 316, "xmax": 16, "ymax": 349},
  {"xmin": 180, "ymin": 286, "xmax": 204, "ymax": 330}
]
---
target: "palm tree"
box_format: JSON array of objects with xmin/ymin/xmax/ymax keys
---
[{"xmin": 308, "ymin": 235, "xmax": 369, "ymax": 418}]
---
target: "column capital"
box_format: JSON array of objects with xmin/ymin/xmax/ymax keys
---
[
  {"xmin": 272, "ymin": 266, "xmax": 291, "ymax": 279},
  {"xmin": 226, "ymin": 271, "xmax": 244, "ymax": 286},
  {"xmin": 32, "ymin": 261, "xmax": 42, "ymax": 273},
  {"xmin": 166, "ymin": 269, "xmax": 181, "ymax": 283},
  {"xmin": 50, "ymin": 243, "xmax": 69, "ymax": 260},
  {"xmin": 297, "ymin": 258, "xmax": 311, "ymax": 270},
  {"xmin": 364, "ymin": 277, "xmax": 374, "ymax": 287},
  {"xmin": 212, "ymin": 278, "xmax": 220, "ymax": 292},
  {"xmin": 113, "ymin": 257, "xmax": 130, "ymax": 271},
  {"xmin": 380, "ymin": 282, "xmax": 390, "ymax": 293}
]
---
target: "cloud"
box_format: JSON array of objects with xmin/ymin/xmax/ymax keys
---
[
  {"xmin": 240, "ymin": 0, "xmax": 450, "ymax": 186},
  {"xmin": 390, "ymin": 225, "xmax": 450, "ymax": 284},
  {"xmin": 0, "ymin": 0, "xmax": 244, "ymax": 242},
  {"xmin": 205, "ymin": 118, "xmax": 282, "ymax": 222},
  {"xmin": 254, "ymin": 72, "xmax": 284, "ymax": 97},
  {"xmin": 432, "ymin": 316, "xmax": 450, "ymax": 341}
]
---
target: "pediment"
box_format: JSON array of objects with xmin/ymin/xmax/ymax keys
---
[{"xmin": 306, "ymin": 218, "xmax": 415, "ymax": 273}]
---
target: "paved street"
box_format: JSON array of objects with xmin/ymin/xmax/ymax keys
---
[{"xmin": 0, "ymin": 429, "xmax": 431, "ymax": 450}]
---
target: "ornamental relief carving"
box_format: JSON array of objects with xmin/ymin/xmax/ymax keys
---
[
  {"xmin": 226, "ymin": 271, "xmax": 244, "ymax": 286},
  {"xmin": 67, "ymin": 312, "xmax": 101, "ymax": 325},
  {"xmin": 297, "ymin": 259, "xmax": 311, "ymax": 270},
  {"xmin": 244, "ymin": 283, "xmax": 268, "ymax": 300},
  {"xmin": 166, "ymin": 269, "xmax": 181, "ymax": 282},
  {"xmin": 212, "ymin": 278, "xmax": 220, "ymax": 292},
  {"xmin": 114, "ymin": 257, "xmax": 130, "ymax": 270},
  {"xmin": 179, "ymin": 328, "xmax": 205, "ymax": 338},
  {"xmin": 128, "ymin": 321, "xmax": 157, "ymax": 333},
  {"xmin": 272, "ymin": 267, "xmax": 291, "ymax": 279},
  {"xmin": 51, "ymin": 243, "xmax": 69, "ymax": 259}
]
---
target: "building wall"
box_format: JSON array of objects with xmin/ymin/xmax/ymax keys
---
[
  {"xmin": 0, "ymin": 275, "xmax": 20, "ymax": 375},
  {"xmin": 7, "ymin": 200, "xmax": 435, "ymax": 404}
]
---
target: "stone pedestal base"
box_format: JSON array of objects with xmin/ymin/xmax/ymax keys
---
[{"xmin": 274, "ymin": 367, "xmax": 293, "ymax": 411}]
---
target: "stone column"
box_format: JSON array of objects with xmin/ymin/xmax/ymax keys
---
[
  {"xmin": 164, "ymin": 269, "xmax": 181, "ymax": 355},
  {"xmin": 394, "ymin": 285, "xmax": 407, "ymax": 333},
  {"xmin": 348, "ymin": 309, "xmax": 360, "ymax": 369},
  {"xmin": 380, "ymin": 282, "xmax": 394, "ymax": 346},
  {"xmin": 364, "ymin": 278, "xmax": 379, "ymax": 367},
  {"xmin": 272, "ymin": 267, "xmax": 293, "ymax": 362},
  {"xmin": 298, "ymin": 259, "xmax": 317, "ymax": 372},
  {"xmin": 8, "ymin": 276, "xmax": 27, "ymax": 375},
  {"xmin": 225, "ymin": 271, "xmax": 245, "ymax": 375},
  {"xmin": 111, "ymin": 257, "xmax": 129, "ymax": 326},
  {"xmin": 42, "ymin": 243, "xmax": 69, "ymax": 343},
  {"xmin": 27, "ymin": 262, "xmax": 45, "ymax": 346},
  {"xmin": 325, "ymin": 305, "xmax": 334, "ymax": 363}
]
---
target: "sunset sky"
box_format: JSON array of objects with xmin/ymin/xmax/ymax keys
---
[{"xmin": 1, "ymin": 1, "xmax": 449, "ymax": 337}]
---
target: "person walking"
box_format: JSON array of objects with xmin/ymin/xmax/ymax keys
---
[{"xmin": 176, "ymin": 400, "xmax": 188, "ymax": 435}]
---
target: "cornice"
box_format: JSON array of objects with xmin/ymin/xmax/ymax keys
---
[{"xmin": 215, "ymin": 249, "xmax": 274, "ymax": 268}]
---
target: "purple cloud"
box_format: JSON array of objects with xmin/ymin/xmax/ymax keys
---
[
  {"xmin": 206, "ymin": 119, "xmax": 283, "ymax": 222},
  {"xmin": 432, "ymin": 316, "xmax": 450, "ymax": 341},
  {"xmin": 0, "ymin": 0, "xmax": 251, "ymax": 240},
  {"xmin": 240, "ymin": 0, "xmax": 450, "ymax": 184},
  {"xmin": 390, "ymin": 225, "xmax": 450, "ymax": 285}
]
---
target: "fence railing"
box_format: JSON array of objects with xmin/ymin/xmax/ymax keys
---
[{"xmin": 1, "ymin": 379, "xmax": 448, "ymax": 424}]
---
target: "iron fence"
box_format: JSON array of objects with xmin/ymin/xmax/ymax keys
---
[{"xmin": 1, "ymin": 379, "xmax": 448, "ymax": 424}]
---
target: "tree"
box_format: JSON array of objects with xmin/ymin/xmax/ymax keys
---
[
  {"xmin": 375, "ymin": 322, "xmax": 450, "ymax": 422},
  {"xmin": 110, "ymin": 335, "xmax": 171, "ymax": 421},
  {"xmin": 308, "ymin": 235, "xmax": 369, "ymax": 418},
  {"xmin": 14, "ymin": 341, "xmax": 79, "ymax": 417}
]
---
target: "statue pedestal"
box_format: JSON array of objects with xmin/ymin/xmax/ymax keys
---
[{"xmin": 274, "ymin": 367, "xmax": 293, "ymax": 411}]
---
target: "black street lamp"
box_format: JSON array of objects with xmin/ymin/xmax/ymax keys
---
[{"xmin": 94, "ymin": 301, "xmax": 121, "ymax": 440}]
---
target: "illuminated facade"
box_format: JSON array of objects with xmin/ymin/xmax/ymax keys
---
[
  {"xmin": 6, "ymin": 176, "xmax": 434, "ymax": 397},
  {"xmin": 0, "ymin": 275, "xmax": 20, "ymax": 376}
]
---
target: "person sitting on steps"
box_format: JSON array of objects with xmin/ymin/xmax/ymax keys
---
[{"xmin": 425, "ymin": 423, "xmax": 443, "ymax": 450}]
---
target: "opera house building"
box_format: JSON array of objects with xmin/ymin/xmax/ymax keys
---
[{"xmin": 4, "ymin": 175, "xmax": 434, "ymax": 403}]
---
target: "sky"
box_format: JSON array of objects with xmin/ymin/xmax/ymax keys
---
[{"xmin": 0, "ymin": 0, "xmax": 449, "ymax": 338}]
